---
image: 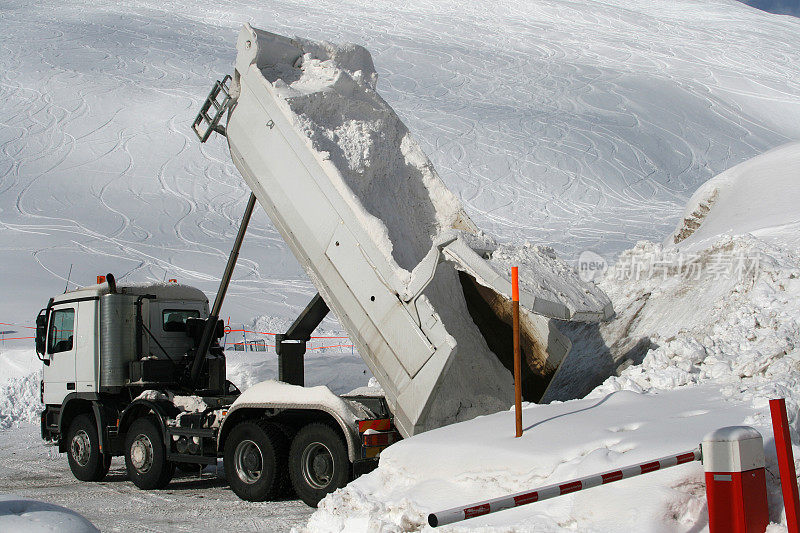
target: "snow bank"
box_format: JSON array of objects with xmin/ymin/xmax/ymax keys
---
[
  {"xmin": 0, "ymin": 349, "xmax": 42, "ymax": 429},
  {"xmin": 305, "ymin": 145, "xmax": 800, "ymax": 531},
  {"xmin": 668, "ymin": 141, "xmax": 800, "ymax": 249},
  {"xmin": 0, "ymin": 494, "xmax": 98, "ymax": 532},
  {"xmin": 306, "ymin": 387, "xmax": 771, "ymax": 532}
]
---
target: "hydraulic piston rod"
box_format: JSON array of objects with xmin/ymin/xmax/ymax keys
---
[{"xmin": 190, "ymin": 192, "xmax": 257, "ymax": 386}]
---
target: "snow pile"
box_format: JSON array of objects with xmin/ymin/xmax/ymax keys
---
[
  {"xmin": 305, "ymin": 145, "xmax": 800, "ymax": 531},
  {"xmin": 669, "ymin": 142, "xmax": 800, "ymax": 249},
  {"xmin": 590, "ymin": 236, "xmax": 800, "ymax": 401},
  {"xmin": 0, "ymin": 494, "xmax": 99, "ymax": 533},
  {"xmin": 231, "ymin": 380, "xmax": 370, "ymax": 426},
  {"xmin": 0, "ymin": 371, "xmax": 41, "ymax": 429},
  {"xmin": 0, "ymin": 349, "xmax": 41, "ymax": 429}
]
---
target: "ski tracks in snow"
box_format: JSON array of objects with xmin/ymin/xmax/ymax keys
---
[{"xmin": 0, "ymin": 0, "xmax": 799, "ymax": 329}]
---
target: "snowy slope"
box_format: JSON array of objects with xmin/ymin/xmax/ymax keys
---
[
  {"xmin": 1, "ymin": 0, "xmax": 799, "ymax": 339},
  {"xmin": 667, "ymin": 141, "xmax": 800, "ymax": 249},
  {"xmin": 2, "ymin": 0, "xmax": 800, "ymax": 531}
]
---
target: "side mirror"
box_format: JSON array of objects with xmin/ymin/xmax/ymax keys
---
[{"xmin": 35, "ymin": 309, "xmax": 49, "ymax": 365}]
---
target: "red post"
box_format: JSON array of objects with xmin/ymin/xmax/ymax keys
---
[
  {"xmin": 770, "ymin": 398, "xmax": 800, "ymax": 532},
  {"xmin": 703, "ymin": 426, "xmax": 768, "ymax": 533},
  {"xmin": 511, "ymin": 267, "xmax": 521, "ymax": 438}
]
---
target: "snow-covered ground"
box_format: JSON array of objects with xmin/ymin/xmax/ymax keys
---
[
  {"xmin": 308, "ymin": 388, "xmax": 773, "ymax": 532},
  {"xmin": 2, "ymin": 0, "xmax": 800, "ymax": 531},
  {"xmin": 0, "ymin": 425, "xmax": 313, "ymax": 532},
  {"xmin": 0, "ymin": 348, "xmax": 365, "ymax": 531}
]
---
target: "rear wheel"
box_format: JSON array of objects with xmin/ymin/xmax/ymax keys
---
[
  {"xmin": 66, "ymin": 413, "xmax": 111, "ymax": 482},
  {"xmin": 124, "ymin": 417, "xmax": 175, "ymax": 489},
  {"xmin": 288, "ymin": 423, "xmax": 350, "ymax": 507},
  {"xmin": 224, "ymin": 420, "xmax": 288, "ymax": 501}
]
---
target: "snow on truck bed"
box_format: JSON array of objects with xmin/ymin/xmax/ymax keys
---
[
  {"xmin": 258, "ymin": 32, "xmax": 610, "ymax": 320},
  {"xmin": 240, "ymin": 26, "xmax": 612, "ymax": 432}
]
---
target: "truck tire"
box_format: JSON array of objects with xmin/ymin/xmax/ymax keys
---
[
  {"xmin": 288, "ymin": 423, "xmax": 350, "ymax": 507},
  {"xmin": 224, "ymin": 420, "xmax": 288, "ymax": 502},
  {"xmin": 124, "ymin": 417, "xmax": 175, "ymax": 490},
  {"xmin": 66, "ymin": 413, "xmax": 111, "ymax": 482}
]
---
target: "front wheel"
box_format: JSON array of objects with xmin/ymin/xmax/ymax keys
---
[
  {"xmin": 288, "ymin": 423, "xmax": 350, "ymax": 507},
  {"xmin": 124, "ymin": 417, "xmax": 174, "ymax": 489},
  {"xmin": 67, "ymin": 413, "xmax": 111, "ymax": 482}
]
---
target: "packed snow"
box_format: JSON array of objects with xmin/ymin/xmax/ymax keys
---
[
  {"xmin": 0, "ymin": 494, "xmax": 99, "ymax": 533},
  {"xmin": 231, "ymin": 381, "xmax": 370, "ymax": 430},
  {"xmin": 1, "ymin": 0, "xmax": 799, "ymax": 531}
]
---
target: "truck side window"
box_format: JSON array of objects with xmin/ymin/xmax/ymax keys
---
[
  {"xmin": 48, "ymin": 308, "xmax": 75, "ymax": 354},
  {"xmin": 162, "ymin": 309, "xmax": 200, "ymax": 332}
]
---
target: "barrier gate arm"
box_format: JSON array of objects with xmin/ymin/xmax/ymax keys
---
[{"xmin": 428, "ymin": 448, "xmax": 701, "ymax": 527}]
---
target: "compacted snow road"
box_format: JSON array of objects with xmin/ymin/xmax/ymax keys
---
[{"xmin": 0, "ymin": 425, "xmax": 313, "ymax": 532}]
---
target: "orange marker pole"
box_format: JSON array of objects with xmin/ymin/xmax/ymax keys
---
[{"xmin": 512, "ymin": 267, "xmax": 522, "ymax": 438}]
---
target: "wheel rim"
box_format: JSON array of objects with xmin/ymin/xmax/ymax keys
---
[
  {"xmin": 301, "ymin": 441, "xmax": 334, "ymax": 490},
  {"xmin": 130, "ymin": 433, "xmax": 154, "ymax": 474},
  {"xmin": 71, "ymin": 429, "xmax": 91, "ymax": 467},
  {"xmin": 234, "ymin": 439, "xmax": 263, "ymax": 484}
]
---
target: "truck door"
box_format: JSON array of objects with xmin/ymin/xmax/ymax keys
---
[{"xmin": 42, "ymin": 306, "xmax": 78, "ymax": 404}]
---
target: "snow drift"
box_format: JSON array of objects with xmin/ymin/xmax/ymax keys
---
[{"xmin": 668, "ymin": 141, "xmax": 800, "ymax": 250}]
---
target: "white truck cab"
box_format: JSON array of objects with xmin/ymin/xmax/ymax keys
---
[{"xmin": 40, "ymin": 282, "xmax": 210, "ymax": 405}]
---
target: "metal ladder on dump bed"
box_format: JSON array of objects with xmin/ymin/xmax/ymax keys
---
[{"xmin": 192, "ymin": 75, "xmax": 233, "ymax": 142}]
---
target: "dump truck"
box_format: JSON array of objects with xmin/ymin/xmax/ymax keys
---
[{"xmin": 37, "ymin": 25, "xmax": 613, "ymax": 507}]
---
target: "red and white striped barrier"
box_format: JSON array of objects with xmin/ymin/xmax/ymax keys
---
[{"xmin": 428, "ymin": 448, "xmax": 700, "ymax": 527}]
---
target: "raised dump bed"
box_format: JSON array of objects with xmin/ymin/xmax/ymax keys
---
[{"xmin": 221, "ymin": 24, "xmax": 613, "ymax": 437}]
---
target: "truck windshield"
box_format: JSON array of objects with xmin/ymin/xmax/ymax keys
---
[
  {"xmin": 162, "ymin": 309, "xmax": 200, "ymax": 332},
  {"xmin": 48, "ymin": 308, "xmax": 75, "ymax": 353}
]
